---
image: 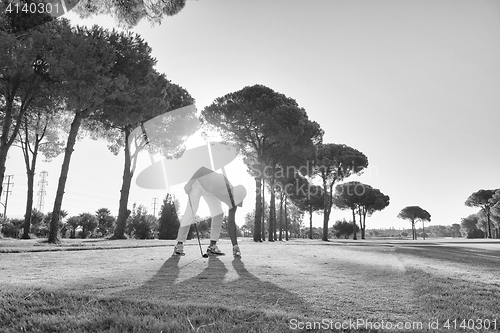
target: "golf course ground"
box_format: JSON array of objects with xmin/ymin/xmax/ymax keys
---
[{"xmin": 1, "ymin": 237, "xmax": 499, "ymax": 332}]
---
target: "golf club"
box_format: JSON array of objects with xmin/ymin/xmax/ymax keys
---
[
  {"xmin": 189, "ymin": 196, "xmax": 208, "ymax": 258},
  {"xmin": 194, "ymin": 222, "xmax": 208, "ymax": 258}
]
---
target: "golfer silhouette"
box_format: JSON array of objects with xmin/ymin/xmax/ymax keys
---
[
  {"xmin": 173, "ymin": 166, "xmax": 246, "ymax": 257},
  {"xmin": 128, "ymin": 105, "xmax": 246, "ymax": 256}
]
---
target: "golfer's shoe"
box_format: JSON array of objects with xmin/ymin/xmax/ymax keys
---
[
  {"xmin": 173, "ymin": 243, "xmax": 185, "ymax": 256},
  {"xmin": 233, "ymin": 245, "xmax": 241, "ymax": 257},
  {"xmin": 207, "ymin": 244, "xmax": 225, "ymax": 256}
]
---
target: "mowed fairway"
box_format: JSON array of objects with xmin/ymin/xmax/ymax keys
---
[{"xmin": 1, "ymin": 238, "xmax": 499, "ymax": 332}]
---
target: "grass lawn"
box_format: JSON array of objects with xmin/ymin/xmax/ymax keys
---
[
  {"xmin": 0, "ymin": 238, "xmax": 169, "ymax": 253},
  {"xmin": 1, "ymin": 237, "xmax": 499, "ymax": 332}
]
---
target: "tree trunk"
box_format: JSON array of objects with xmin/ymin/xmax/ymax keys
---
[
  {"xmin": 0, "ymin": 97, "xmax": 14, "ymax": 199},
  {"xmin": 22, "ymin": 166, "xmax": 36, "ymax": 239},
  {"xmin": 361, "ymin": 209, "xmax": 367, "ymax": 240},
  {"xmin": 48, "ymin": 112, "xmax": 85, "ymax": 243},
  {"xmin": 112, "ymin": 128, "xmax": 133, "ymax": 239},
  {"xmin": 253, "ymin": 176, "xmax": 262, "ymax": 242},
  {"xmin": 0, "ymin": 149, "xmax": 7, "ymax": 201},
  {"xmin": 486, "ymin": 211, "xmax": 492, "ymax": 239},
  {"xmin": 422, "ymin": 221, "xmax": 425, "ymax": 240},
  {"xmin": 309, "ymin": 205, "xmax": 313, "ymax": 239},
  {"xmin": 358, "ymin": 207, "xmax": 363, "ymax": 240},
  {"xmin": 274, "ymin": 206, "xmax": 277, "ymax": 241},
  {"xmin": 284, "ymin": 197, "xmax": 289, "ymax": 241},
  {"xmin": 269, "ymin": 169, "xmax": 275, "ymax": 242},
  {"xmin": 322, "ymin": 208, "xmax": 330, "ymax": 240},
  {"xmin": 261, "ymin": 177, "xmax": 265, "ymax": 241},
  {"xmin": 1, "ymin": 89, "xmax": 38, "ymax": 198},
  {"xmin": 322, "ymin": 181, "xmax": 330, "ymax": 241},
  {"xmin": 352, "ymin": 208, "xmax": 357, "ymax": 240},
  {"xmin": 279, "ymin": 192, "xmax": 283, "ymax": 241},
  {"xmin": 21, "ymin": 132, "xmax": 41, "ymax": 239}
]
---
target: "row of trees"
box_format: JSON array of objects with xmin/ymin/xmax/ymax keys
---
[
  {"xmin": 288, "ymin": 224, "xmax": 464, "ymax": 240},
  {"xmin": 327, "ymin": 223, "xmax": 464, "ymax": 239},
  {"xmin": 2, "ymin": 6, "xmax": 392, "ymax": 243},
  {"xmin": 333, "ymin": 181, "xmax": 390, "ymax": 240},
  {"xmin": 464, "ymin": 189, "xmax": 500, "ymax": 239},
  {"xmin": 0, "ymin": 195, "xmax": 185, "ymax": 240},
  {"xmin": 199, "ymin": 84, "xmax": 394, "ymax": 242},
  {"xmin": 404, "ymin": 224, "xmax": 461, "ymax": 238},
  {"xmin": 239, "ymin": 178, "xmax": 391, "ymax": 241},
  {"xmin": 6, "ymin": 2, "xmax": 496, "ymax": 245},
  {"xmin": 243, "ymin": 200, "xmax": 305, "ymax": 241},
  {"xmin": 0, "ymin": 11, "xmax": 350, "ymax": 242},
  {"xmin": 393, "ymin": 188, "xmax": 500, "ymax": 241},
  {"xmin": 1, "ymin": 12, "xmax": 198, "ymax": 243}
]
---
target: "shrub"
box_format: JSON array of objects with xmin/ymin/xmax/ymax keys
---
[
  {"xmin": 332, "ymin": 219, "xmax": 359, "ymax": 239},
  {"xmin": 126, "ymin": 205, "xmax": 157, "ymax": 239},
  {"xmin": 79, "ymin": 213, "xmax": 98, "ymax": 239},
  {"xmin": 66, "ymin": 216, "xmax": 80, "ymax": 239},
  {"xmin": 0, "ymin": 218, "xmax": 25, "ymax": 238},
  {"xmin": 95, "ymin": 208, "xmax": 116, "ymax": 237},
  {"xmin": 1, "ymin": 222, "xmax": 19, "ymax": 238}
]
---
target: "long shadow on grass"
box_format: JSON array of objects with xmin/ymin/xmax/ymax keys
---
[
  {"xmin": 114, "ymin": 255, "xmax": 313, "ymax": 317},
  {"xmin": 395, "ymin": 245, "xmax": 500, "ymax": 267}
]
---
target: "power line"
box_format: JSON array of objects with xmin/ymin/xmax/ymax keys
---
[{"xmin": 65, "ymin": 180, "xmax": 119, "ymax": 195}]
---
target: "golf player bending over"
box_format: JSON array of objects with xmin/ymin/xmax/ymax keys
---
[{"xmin": 174, "ymin": 166, "xmax": 246, "ymax": 257}]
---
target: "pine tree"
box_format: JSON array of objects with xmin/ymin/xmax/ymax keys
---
[{"xmin": 158, "ymin": 194, "xmax": 180, "ymax": 240}]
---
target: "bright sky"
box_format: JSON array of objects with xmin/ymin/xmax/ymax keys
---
[{"xmin": 4, "ymin": 0, "xmax": 500, "ymax": 231}]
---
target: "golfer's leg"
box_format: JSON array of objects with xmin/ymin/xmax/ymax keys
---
[
  {"xmin": 227, "ymin": 207, "xmax": 238, "ymax": 246},
  {"xmin": 176, "ymin": 187, "xmax": 202, "ymax": 243},
  {"xmin": 209, "ymin": 213, "xmax": 223, "ymax": 243},
  {"xmin": 176, "ymin": 206, "xmax": 192, "ymax": 243},
  {"xmin": 204, "ymin": 194, "xmax": 224, "ymax": 242}
]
